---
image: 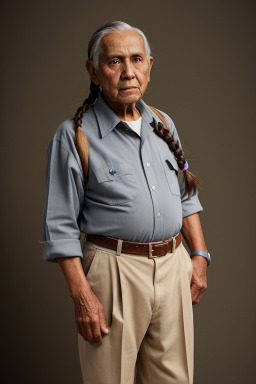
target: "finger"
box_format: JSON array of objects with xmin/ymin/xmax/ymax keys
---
[
  {"xmin": 191, "ymin": 284, "xmax": 201, "ymax": 305},
  {"xmin": 75, "ymin": 316, "xmax": 84, "ymax": 336},
  {"xmin": 191, "ymin": 283, "xmax": 205, "ymax": 305},
  {"xmin": 77, "ymin": 315, "xmax": 89, "ymax": 341},
  {"xmin": 98, "ymin": 304, "xmax": 109, "ymax": 335},
  {"xmin": 91, "ymin": 315, "xmax": 103, "ymax": 345},
  {"xmin": 74, "ymin": 301, "xmax": 93, "ymax": 342},
  {"xmin": 74, "ymin": 302, "xmax": 86, "ymax": 337},
  {"xmin": 83, "ymin": 317, "xmax": 95, "ymax": 344}
]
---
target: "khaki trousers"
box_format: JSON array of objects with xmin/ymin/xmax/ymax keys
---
[{"xmin": 78, "ymin": 232, "xmax": 194, "ymax": 384}]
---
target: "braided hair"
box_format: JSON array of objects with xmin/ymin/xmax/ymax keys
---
[
  {"xmin": 152, "ymin": 119, "xmax": 201, "ymax": 198},
  {"xmin": 73, "ymin": 21, "xmax": 201, "ymax": 199},
  {"xmin": 73, "ymin": 81, "xmax": 100, "ymax": 180}
]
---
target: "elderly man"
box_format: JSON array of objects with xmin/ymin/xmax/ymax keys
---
[{"xmin": 40, "ymin": 21, "xmax": 209, "ymax": 384}]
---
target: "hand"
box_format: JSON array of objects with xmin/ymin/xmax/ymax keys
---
[
  {"xmin": 190, "ymin": 255, "xmax": 208, "ymax": 305},
  {"xmin": 72, "ymin": 288, "xmax": 109, "ymax": 345}
]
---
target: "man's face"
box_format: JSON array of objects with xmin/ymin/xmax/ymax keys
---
[{"xmin": 87, "ymin": 30, "xmax": 153, "ymax": 108}]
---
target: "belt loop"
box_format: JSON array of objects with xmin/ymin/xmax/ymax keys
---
[
  {"xmin": 172, "ymin": 236, "xmax": 176, "ymax": 253},
  {"xmin": 116, "ymin": 239, "xmax": 123, "ymax": 256}
]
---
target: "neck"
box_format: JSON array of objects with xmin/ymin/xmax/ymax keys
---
[{"xmin": 103, "ymin": 93, "xmax": 141, "ymax": 122}]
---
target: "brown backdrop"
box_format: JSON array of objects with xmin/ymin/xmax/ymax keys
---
[{"xmin": 1, "ymin": 0, "xmax": 255, "ymax": 383}]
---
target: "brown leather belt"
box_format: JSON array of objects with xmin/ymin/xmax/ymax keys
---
[{"xmin": 86, "ymin": 232, "xmax": 181, "ymax": 258}]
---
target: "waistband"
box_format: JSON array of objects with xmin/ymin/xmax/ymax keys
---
[{"xmin": 80, "ymin": 232, "xmax": 181, "ymax": 258}]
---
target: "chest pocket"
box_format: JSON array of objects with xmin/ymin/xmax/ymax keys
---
[
  {"xmin": 163, "ymin": 155, "xmax": 181, "ymax": 196},
  {"xmin": 93, "ymin": 161, "xmax": 138, "ymax": 205}
]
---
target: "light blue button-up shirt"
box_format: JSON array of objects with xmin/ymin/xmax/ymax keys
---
[{"xmin": 39, "ymin": 91, "xmax": 203, "ymax": 262}]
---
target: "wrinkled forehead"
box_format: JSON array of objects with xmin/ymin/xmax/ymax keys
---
[{"xmin": 100, "ymin": 30, "xmax": 147, "ymax": 58}]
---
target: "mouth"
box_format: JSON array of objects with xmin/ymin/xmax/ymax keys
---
[{"xmin": 119, "ymin": 86, "xmax": 138, "ymax": 91}]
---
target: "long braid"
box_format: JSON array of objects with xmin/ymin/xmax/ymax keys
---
[
  {"xmin": 153, "ymin": 120, "xmax": 201, "ymax": 199},
  {"xmin": 74, "ymin": 81, "xmax": 100, "ymax": 181}
]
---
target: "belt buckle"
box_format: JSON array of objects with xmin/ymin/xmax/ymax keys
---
[
  {"xmin": 148, "ymin": 241, "xmax": 168, "ymax": 258},
  {"xmin": 149, "ymin": 242, "xmax": 162, "ymax": 258},
  {"xmin": 148, "ymin": 243, "xmax": 155, "ymax": 258}
]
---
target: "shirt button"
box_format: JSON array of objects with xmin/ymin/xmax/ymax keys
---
[
  {"xmin": 157, "ymin": 212, "xmax": 161, "ymax": 217},
  {"xmin": 146, "ymin": 162, "xmax": 150, "ymax": 167},
  {"xmin": 152, "ymin": 186, "xmax": 156, "ymax": 190}
]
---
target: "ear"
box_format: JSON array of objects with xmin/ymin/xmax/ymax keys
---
[
  {"xmin": 147, "ymin": 56, "xmax": 154, "ymax": 83},
  {"xmin": 86, "ymin": 59, "xmax": 100, "ymax": 86}
]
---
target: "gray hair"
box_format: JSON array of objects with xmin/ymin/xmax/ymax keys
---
[{"xmin": 88, "ymin": 21, "xmax": 152, "ymax": 70}]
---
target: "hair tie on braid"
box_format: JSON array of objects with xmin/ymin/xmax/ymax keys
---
[{"xmin": 182, "ymin": 160, "xmax": 189, "ymax": 171}]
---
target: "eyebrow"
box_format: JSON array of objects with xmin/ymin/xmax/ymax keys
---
[{"xmin": 106, "ymin": 52, "xmax": 145, "ymax": 59}]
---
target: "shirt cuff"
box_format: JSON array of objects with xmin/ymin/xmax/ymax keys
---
[
  {"xmin": 182, "ymin": 196, "xmax": 203, "ymax": 219},
  {"xmin": 39, "ymin": 238, "xmax": 83, "ymax": 263}
]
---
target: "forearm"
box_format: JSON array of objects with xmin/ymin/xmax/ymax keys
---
[
  {"xmin": 181, "ymin": 212, "xmax": 208, "ymax": 253},
  {"xmin": 56, "ymin": 256, "xmax": 91, "ymax": 298}
]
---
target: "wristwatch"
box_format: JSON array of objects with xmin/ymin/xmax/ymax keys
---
[{"xmin": 190, "ymin": 250, "xmax": 211, "ymax": 266}]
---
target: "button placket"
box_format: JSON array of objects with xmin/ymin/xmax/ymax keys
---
[{"xmin": 141, "ymin": 144, "xmax": 164, "ymax": 241}]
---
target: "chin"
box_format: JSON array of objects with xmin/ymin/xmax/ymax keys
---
[{"xmin": 118, "ymin": 93, "xmax": 141, "ymax": 104}]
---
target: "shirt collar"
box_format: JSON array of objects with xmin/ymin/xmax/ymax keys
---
[{"xmin": 94, "ymin": 90, "xmax": 164, "ymax": 138}]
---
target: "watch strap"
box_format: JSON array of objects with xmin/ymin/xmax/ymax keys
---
[{"xmin": 190, "ymin": 250, "xmax": 211, "ymax": 266}]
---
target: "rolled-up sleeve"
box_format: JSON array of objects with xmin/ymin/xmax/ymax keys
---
[
  {"xmin": 164, "ymin": 112, "xmax": 204, "ymax": 218},
  {"xmin": 180, "ymin": 178, "xmax": 203, "ymax": 218},
  {"xmin": 39, "ymin": 138, "xmax": 85, "ymax": 263}
]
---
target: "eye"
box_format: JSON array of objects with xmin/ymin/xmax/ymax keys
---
[
  {"xmin": 110, "ymin": 59, "xmax": 120, "ymax": 65},
  {"xmin": 133, "ymin": 57, "xmax": 142, "ymax": 62}
]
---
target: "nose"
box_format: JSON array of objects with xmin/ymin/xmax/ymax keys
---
[{"xmin": 121, "ymin": 60, "xmax": 135, "ymax": 80}]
